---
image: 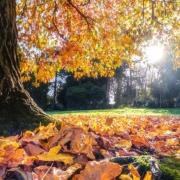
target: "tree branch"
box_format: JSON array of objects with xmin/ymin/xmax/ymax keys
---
[{"xmin": 67, "ymin": 0, "xmax": 94, "ymax": 28}]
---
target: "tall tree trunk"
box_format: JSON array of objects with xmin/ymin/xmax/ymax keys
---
[
  {"xmin": 0, "ymin": 0, "xmax": 51, "ymax": 135},
  {"xmin": 115, "ymin": 76, "xmax": 122, "ymax": 107},
  {"xmin": 53, "ymin": 72, "xmax": 58, "ymax": 108},
  {"xmin": 105, "ymin": 78, "xmax": 111, "ymax": 106},
  {"xmin": 115, "ymin": 67, "xmax": 124, "ymax": 107}
]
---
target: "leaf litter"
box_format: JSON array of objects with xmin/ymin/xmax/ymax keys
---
[{"xmin": 0, "ymin": 115, "xmax": 179, "ymax": 179}]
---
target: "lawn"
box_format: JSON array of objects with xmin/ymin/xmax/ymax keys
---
[{"xmin": 47, "ymin": 107, "xmax": 180, "ymax": 116}]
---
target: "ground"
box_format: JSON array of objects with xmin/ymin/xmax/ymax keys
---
[{"xmin": 0, "ymin": 108, "xmax": 179, "ymax": 179}]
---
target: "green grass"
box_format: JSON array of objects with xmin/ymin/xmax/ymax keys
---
[{"xmin": 47, "ymin": 107, "xmax": 180, "ymax": 116}]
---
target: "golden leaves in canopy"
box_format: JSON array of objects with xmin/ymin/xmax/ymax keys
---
[{"xmin": 17, "ymin": 0, "xmax": 180, "ymax": 83}]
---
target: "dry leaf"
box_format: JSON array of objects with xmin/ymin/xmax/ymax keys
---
[
  {"xmin": 53, "ymin": 163, "xmax": 82, "ymax": 180},
  {"xmin": 0, "ymin": 167, "xmax": 6, "ymax": 178},
  {"xmin": 119, "ymin": 174, "xmax": 133, "ymax": 180},
  {"xmin": 130, "ymin": 135, "xmax": 149, "ymax": 148},
  {"xmin": 143, "ymin": 171, "xmax": 152, "ymax": 180},
  {"xmin": 34, "ymin": 165, "xmax": 59, "ymax": 180},
  {"xmin": 34, "ymin": 163, "xmax": 82, "ymax": 180},
  {"xmin": 115, "ymin": 139, "xmax": 132, "ymax": 150},
  {"xmin": 128, "ymin": 164, "xmax": 140, "ymax": 180},
  {"xmin": 72, "ymin": 160, "xmax": 122, "ymax": 180},
  {"xmin": 105, "ymin": 117, "xmax": 114, "ymax": 126},
  {"xmin": 24, "ymin": 143, "xmax": 45, "ymax": 156},
  {"xmin": 59, "ymin": 124, "xmax": 96, "ymax": 159},
  {"xmin": 37, "ymin": 145, "xmax": 74, "ymax": 165}
]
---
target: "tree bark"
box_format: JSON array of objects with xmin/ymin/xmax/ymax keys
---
[
  {"xmin": 53, "ymin": 71, "xmax": 58, "ymax": 108},
  {"xmin": 0, "ymin": 0, "xmax": 51, "ymax": 135},
  {"xmin": 115, "ymin": 67, "xmax": 124, "ymax": 107}
]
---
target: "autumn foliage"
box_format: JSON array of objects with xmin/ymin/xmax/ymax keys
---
[
  {"xmin": 0, "ymin": 115, "xmax": 179, "ymax": 179},
  {"xmin": 16, "ymin": 0, "xmax": 180, "ymax": 84},
  {"xmin": 0, "ymin": 0, "xmax": 179, "ymax": 179}
]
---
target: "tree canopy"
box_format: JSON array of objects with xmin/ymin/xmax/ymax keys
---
[{"xmin": 17, "ymin": 0, "xmax": 180, "ymax": 85}]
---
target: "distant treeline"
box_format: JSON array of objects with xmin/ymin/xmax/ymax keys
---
[{"xmin": 24, "ymin": 57, "xmax": 180, "ymax": 110}]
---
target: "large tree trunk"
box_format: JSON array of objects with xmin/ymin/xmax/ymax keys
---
[{"xmin": 0, "ymin": 0, "xmax": 51, "ymax": 135}]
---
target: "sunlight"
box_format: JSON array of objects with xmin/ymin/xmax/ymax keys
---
[{"xmin": 144, "ymin": 44, "xmax": 164, "ymax": 64}]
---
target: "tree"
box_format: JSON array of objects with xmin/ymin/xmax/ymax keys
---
[
  {"xmin": 0, "ymin": 0, "xmax": 179, "ymax": 134},
  {"xmin": 151, "ymin": 55, "xmax": 180, "ymax": 107},
  {"xmin": 57, "ymin": 75, "xmax": 107, "ymax": 110},
  {"xmin": 0, "ymin": 1, "xmax": 52, "ymax": 134},
  {"xmin": 114, "ymin": 63, "xmax": 127, "ymax": 107}
]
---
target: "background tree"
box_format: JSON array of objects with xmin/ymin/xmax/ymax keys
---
[
  {"xmin": 57, "ymin": 75, "xmax": 107, "ymax": 110},
  {"xmin": 151, "ymin": 55, "xmax": 180, "ymax": 107}
]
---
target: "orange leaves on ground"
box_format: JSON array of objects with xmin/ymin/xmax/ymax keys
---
[
  {"xmin": 105, "ymin": 117, "xmax": 114, "ymax": 126},
  {"xmin": 58, "ymin": 124, "xmax": 96, "ymax": 159},
  {"xmin": 24, "ymin": 143, "xmax": 45, "ymax": 156},
  {"xmin": 73, "ymin": 161, "xmax": 122, "ymax": 180},
  {"xmin": 0, "ymin": 138, "xmax": 24, "ymax": 168},
  {"xmin": 115, "ymin": 139, "xmax": 132, "ymax": 150},
  {"xmin": 130, "ymin": 135, "xmax": 150, "ymax": 148},
  {"xmin": 128, "ymin": 164, "xmax": 141, "ymax": 180},
  {"xmin": 120, "ymin": 165, "xmax": 153, "ymax": 180},
  {"xmin": 119, "ymin": 174, "xmax": 133, "ymax": 180},
  {"xmin": 55, "ymin": 115, "xmax": 180, "ymax": 157},
  {"xmin": 143, "ymin": 171, "xmax": 153, "ymax": 180},
  {"xmin": 0, "ymin": 115, "xmax": 179, "ymax": 179},
  {"xmin": 37, "ymin": 145, "xmax": 74, "ymax": 165},
  {"xmin": 33, "ymin": 163, "xmax": 82, "ymax": 180}
]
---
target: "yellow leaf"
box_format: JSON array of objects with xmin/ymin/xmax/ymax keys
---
[
  {"xmin": 115, "ymin": 139, "xmax": 132, "ymax": 150},
  {"xmin": 119, "ymin": 174, "xmax": 133, "ymax": 180},
  {"xmin": 37, "ymin": 145, "xmax": 74, "ymax": 165},
  {"xmin": 48, "ymin": 145, "xmax": 62, "ymax": 154},
  {"xmin": 0, "ymin": 139, "xmax": 20, "ymax": 150},
  {"xmin": 128, "ymin": 164, "xmax": 140, "ymax": 180},
  {"xmin": 143, "ymin": 171, "xmax": 152, "ymax": 180}
]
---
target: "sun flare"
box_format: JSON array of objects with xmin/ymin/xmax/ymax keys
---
[{"xmin": 144, "ymin": 44, "xmax": 164, "ymax": 64}]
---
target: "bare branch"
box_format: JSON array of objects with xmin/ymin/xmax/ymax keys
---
[
  {"xmin": 142, "ymin": 0, "xmax": 145, "ymax": 23},
  {"xmin": 151, "ymin": 0, "xmax": 155, "ymax": 20}
]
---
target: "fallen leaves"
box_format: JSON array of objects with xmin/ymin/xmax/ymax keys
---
[
  {"xmin": 0, "ymin": 138, "xmax": 25, "ymax": 168},
  {"xmin": 33, "ymin": 163, "xmax": 82, "ymax": 180},
  {"xmin": 55, "ymin": 115, "xmax": 180, "ymax": 156},
  {"xmin": 73, "ymin": 161, "xmax": 122, "ymax": 180},
  {"xmin": 0, "ymin": 115, "xmax": 179, "ymax": 179},
  {"xmin": 128, "ymin": 164, "xmax": 141, "ymax": 180},
  {"xmin": 24, "ymin": 143, "xmax": 45, "ymax": 156},
  {"xmin": 119, "ymin": 174, "xmax": 133, "ymax": 180},
  {"xmin": 143, "ymin": 171, "xmax": 153, "ymax": 180},
  {"xmin": 130, "ymin": 135, "xmax": 150, "ymax": 149},
  {"xmin": 37, "ymin": 145, "xmax": 74, "ymax": 165},
  {"xmin": 58, "ymin": 124, "xmax": 96, "ymax": 159}
]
